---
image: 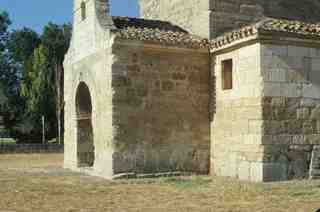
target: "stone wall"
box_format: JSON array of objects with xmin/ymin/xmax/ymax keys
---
[
  {"xmin": 261, "ymin": 44, "xmax": 320, "ymax": 181},
  {"xmin": 111, "ymin": 42, "xmax": 210, "ymax": 174},
  {"xmin": 64, "ymin": 0, "xmax": 114, "ymax": 177},
  {"xmin": 140, "ymin": 0, "xmax": 320, "ymax": 38},
  {"xmin": 211, "ymin": 0, "xmax": 320, "ymax": 37},
  {"xmin": 140, "ymin": 0, "xmax": 211, "ymax": 38},
  {"xmin": 211, "ymin": 43, "xmax": 264, "ymax": 181},
  {"xmin": 212, "ymin": 42, "xmax": 320, "ymax": 181},
  {"xmin": 64, "ymin": 48, "xmax": 114, "ymax": 177},
  {"xmin": 70, "ymin": 0, "xmax": 112, "ymax": 63}
]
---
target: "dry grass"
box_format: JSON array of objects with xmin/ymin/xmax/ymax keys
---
[{"xmin": 0, "ymin": 154, "xmax": 320, "ymax": 212}]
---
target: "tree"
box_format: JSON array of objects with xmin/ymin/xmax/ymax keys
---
[
  {"xmin": 41, "ymin": 23, "xmax": 72, "ymax": 144},
  {"xmin": 0, "ymin": 11, "xmax": 19, "ymax": 138},
  {"xmin": 0, "ymin": 12, "xmax": 72, "ymax": 143},
  {"xmin": 7, "ymin": 28, "xmax": 40, "ymax": 65},
  {"xmin": 0, "ymin": 11, "xmax": 12, "ymax": 92},
  {"xmin": 19, "ymin": 23, "xmax": 72, "ymax": 143},
  {"xmin": 2, "ymin": 24, "xmax": 40, "ymax": 141},
  {"xmin": 21, "ymin": 44, "xmax": 57, "ymax": 141},
  {"xmin": 0, "ymin": 11, "xmax": 10, "ymax": 51}
]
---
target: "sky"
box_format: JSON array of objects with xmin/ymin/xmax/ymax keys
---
[{"xmin": 0, "ymin": 0, "xmax": 139, "ymax": 33}]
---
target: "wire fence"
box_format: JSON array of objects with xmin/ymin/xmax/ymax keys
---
[{"xmin": 0, "ymin": 143, "xmax": 63, "ymax": 154}]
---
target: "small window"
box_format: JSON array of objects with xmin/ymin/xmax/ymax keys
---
[
  {"xmin": 222, "ymin": 59, "xmax": 233, "ymax": 90},
  {"xmin": 81, "ymin": 1, "xmax": 86, "ymax": 21}
]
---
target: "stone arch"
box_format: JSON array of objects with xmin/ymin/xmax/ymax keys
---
[{"xmin": 75, "ymin": 81, "xmax": 95, "ymax": 167}]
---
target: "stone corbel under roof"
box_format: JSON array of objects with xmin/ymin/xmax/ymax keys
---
[
  {"xmin": 210, "ymin": 18, "xmax": 320, "ymax": 53},
  {"xmin": 108, "ymin": 16, "xmax": 320, "ymax": 53}
]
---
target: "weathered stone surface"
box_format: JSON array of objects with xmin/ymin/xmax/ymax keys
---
[
  {"xmin": 64, "ymin": 0, "xmax": 210, "ymax": 178},
  {"xmin": 212, "ymin": 41, "xmax": 320, "ymax": 182},
  {"xmin": 64, "ymin": 0, "xmax": 320, "ymax": 182},
  {"xmin": 140, "ymin": 0, "xmax": 320, "ymax": 39},
  {"xmin": 211, "ymin": 43, "xmax": 265, "ymax": 182},
  {"xmin": 260, "ymin": 44, "xmax": 320, "ymax": 181},
  {"xmin": 111, "ymin": 45, "xmax": 210, "ymax": 175},
  {"xmin": 310, "ymin": 145, "xmax": 320, "ymax": 179},
  {"xmin": 262, "ymin": 145, "xmax": 312, "ymax": 180}
]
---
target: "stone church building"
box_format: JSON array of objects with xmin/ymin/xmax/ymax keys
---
[{"xmin": 64, "ymin": 0, "xmax": 320, "ymax": 181}]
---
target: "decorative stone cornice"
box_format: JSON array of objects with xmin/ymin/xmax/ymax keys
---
[
  {"xmin": 109, "ymin": 16, "xmax": 320, "ymax": 51},
  {"xmin": 210, "ymin": 18, "xmax": 320, "ymax": 50}
]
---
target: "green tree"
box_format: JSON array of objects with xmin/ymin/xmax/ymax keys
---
[
  {"xmin": 2, "ymin": 24, "xmax": 41, "ymax": 141},
  {"xmin": 0, "ymin": 11, "xmax": 10, "ymax": 51},
  {"xmin": 41, "ymin": 23, "xmax": 72, "ymax": 143},
  {"xmin": 0, "ymin": 11, "xmax": 19, "ymax": 138},
  {"xmin": 7, "ymin": 27, "xmax": 40, "ymax": 65},
  {"xmin": 19, "ymin": 23, "xmax": 72, "ymax": 143},
  {"xmin": 0, "ymin": 11, "xmax": 12, "ymax": 94},
  {"xmin": 21, "ymin": 45, "xmax": 57, "ymax": 140},
  {"xmin": 0, "ymin": 12, "xmax": 72, "ymax": 143}
]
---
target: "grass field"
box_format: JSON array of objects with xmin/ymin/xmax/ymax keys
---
[{"xmin": 0, "ymin": 154, "xmax": 319, "ymax": 212}]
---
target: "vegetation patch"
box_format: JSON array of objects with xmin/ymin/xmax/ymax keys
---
[{"xmin": 159, "ymin": 176, "xmax": 212, "ymax": 189}]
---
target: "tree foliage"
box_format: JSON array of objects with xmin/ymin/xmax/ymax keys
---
[
  {"xmin": 20, "ymin": 45, "xmax": 56, "ymax": 140},
  {"xmin": 0, "ymin": 11, "xmax": 18, "ymax": 137},
  {"xmin": 18, "ymin": 23, "xmax": 72, "ymax": 142},
  {"xmin": 0, "ymin": 11, "xmax": 12, "ymax": 94},
  {"xmin": 7, "ymin": 28, "xmax": 40, "ymax": 64},
  {"xmin": 0, "ymin": 11, "xmax": 72, "ymax": 143}
]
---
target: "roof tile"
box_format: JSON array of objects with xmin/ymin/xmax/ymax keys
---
[
  {"xmin": 211, "ymin": 18, "xmax": 320, "ymax": 49},
  {"xmin": 112, "ymin": 16, "xmax": 209, "ymax": 49}
]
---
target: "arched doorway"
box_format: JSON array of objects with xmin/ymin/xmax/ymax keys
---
[{"xmin": 75, "ymin": 82, "xmax": 94, "ymax": 167}]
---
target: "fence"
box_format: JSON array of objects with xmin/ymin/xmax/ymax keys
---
[{"xmin": 0, "ymin": 143, "xmax": 64, "ymax": 154}]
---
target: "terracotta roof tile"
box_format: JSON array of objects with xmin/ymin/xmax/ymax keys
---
[
  {"xmin": 259, "ymin": 18, "xmax": 320, "ymax": 36},
  {"xmin": 211, "ymin": 18, "xmax": 320, "ymax": 49},
  {"xmin": 112, "ymin": 16, "xmax": 209, "ymax": 49}
]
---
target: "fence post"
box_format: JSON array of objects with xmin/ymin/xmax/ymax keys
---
[{"xmin": 42, "ymin": 116, "xmax": 45, "ymax": 144}]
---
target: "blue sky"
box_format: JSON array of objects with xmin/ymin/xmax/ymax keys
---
[{"xmin": 0, "ymin": 0, "xmax": 139, "ymax": 33}]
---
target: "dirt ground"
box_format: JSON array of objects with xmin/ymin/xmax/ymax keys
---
[{"xmin": 0, "ymin": 154, "xmax": 319, "ymax": 212}]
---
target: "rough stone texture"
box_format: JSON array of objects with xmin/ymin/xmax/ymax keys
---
[
  {"xmin": 64, "ymin": 0, "xmax": 115, "ymax": 177},
  {"xmin": 140, "ymin": 0, "xmax": 211, "ymax": 38},
  {"xmin": 211, "ymin": 43, "xmax": 265, "ymax": 182},
  {"xmin": 310, "ymin": 145, "xmax": 320, "ymax": 179},
  {"xmin": 111, "ymin": 42, "xmax": 210, "ymax": 174},
  {"xmin": 64, "ymin": 0, "xmax": 210, "ymax": 178},
  {"xmin": 212, "ymin": 42, "xmax": 320, "ymax": 181},
  {"xmin": 260, "ymin": 44, "xmax": 320, "ymax": 181},
  {"xmin": 140, "ymin": 0, "xmax": 320, "ymax": 38},
  {"xmin": 64, "ymin": 0, "xmax": 320, "ymax": 181}
]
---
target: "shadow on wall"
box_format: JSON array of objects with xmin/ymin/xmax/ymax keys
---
[
  {"xmin": 75, "ymin": 82, "xmax": 95, "ymax": 168},
  {"xmin": 110, "ymin": 45, "xmax": 210, "ymax": 175}
]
